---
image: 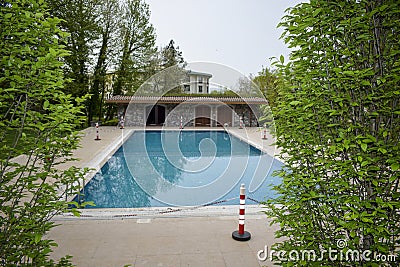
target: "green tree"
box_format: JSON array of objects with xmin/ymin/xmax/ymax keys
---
[
  {"xmin": 252, "ymin": 66, "xmax": 280, "ymax": 108},
  {"xmin": 88, "ymin": 0, "xmax": 120, "ymax": 123},
  {"xmin": 0, "ymin": 1, "xmax": 89, "ymax": 265},
  {"xmin": 160, "ymin": 39, "xmax": 185, "ymax": 69},
  {"xmin": 46, "ymin": 0, "xmax": 100, "ymax": 124},
  {"xmin": 267, "ymin": 1, "xmax": 400, "ymax": 266},
  {"xmin": 113, "ymin": 0, "xmax": 156, "ymax": 95},
  {"xmin": 142, "ymin": 40, "xmax": 187, "ymax": 96}
]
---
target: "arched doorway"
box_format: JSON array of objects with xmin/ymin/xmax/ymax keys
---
[
  {"xmin": 195, "ymin": 105, "xmax": 211, "ymax": 127},
  {"xmin": 217, "ymin": 105, "xmax": 232, "ymax": 127},
  {"xmin": 146, "ymin": 105, "xmax": 166, "ymax": 126}
]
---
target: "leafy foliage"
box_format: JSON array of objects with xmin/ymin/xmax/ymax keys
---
[
  {"xmin": 45, "ymin": 0, "xmax": 189, "ymax": 122},
  {"xmin": 252, "ymin": 66, "xmax": 280, "ymax": 108},
  {"xmin": 160, "ymin": 39, "xmax": 186, "ymax": 69},
  {"xmin": 46, "ymin": 0, "xmax": 99, "ymax": 98},
  {"xmin": 0, "ymin": 1, "xmax": 89, "ymax": 265},
  {"xmin": 46, "ymin": 0, "xmax": 103, "ymax": 126},
  {"xmin": 46, "ymin": 0, "xmax": 157, "ymax": 123},
  {"xmin": 113, "ymin": 0, "xmax": 157, "ymax": 95},
  {"xmin": 88, "ymin": 0, "xmax": 120, "ymax": 124},
  {"xmin": 267, "ymin": 1, "xmax": 400, "ymax": 266}
]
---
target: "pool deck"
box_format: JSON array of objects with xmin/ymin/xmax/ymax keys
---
[{"xmin": 48, "ymin": 126, "xmax": 282, "ymax": 267}]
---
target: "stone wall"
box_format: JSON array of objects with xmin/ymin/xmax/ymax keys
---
[
  {"xmin": 120, "ymin": 103, "xmax": 262, "ymax": 127},
  {"xmin": 124, "ymin": 103, "xmax": 146, "ymax": 126},
  {"xmin": 164, "ymin": 104, "xmax": 195, "ymax": 127}
]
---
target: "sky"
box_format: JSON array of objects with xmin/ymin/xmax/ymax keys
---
[{"xmin": 146, "ymin": 0, "xmax": 304, "ymax": 77}]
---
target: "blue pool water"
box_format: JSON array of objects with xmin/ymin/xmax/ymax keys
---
[{"xmin": 76, "ymin": 131, "xmax": 282, "ymax": 208}]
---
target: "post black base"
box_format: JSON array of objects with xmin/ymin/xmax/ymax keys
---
[{"xmin": 232, "ymin": 230, "xmax": 251, "ymax": 241}]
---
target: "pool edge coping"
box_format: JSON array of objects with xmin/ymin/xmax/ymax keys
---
[{"xmin": 53, "ymin": 204, "xmax": 272, "ymax": 220}]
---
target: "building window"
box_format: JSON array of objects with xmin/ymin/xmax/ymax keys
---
[
  {"xmin": 184, "ymin": 85, "xmax": 190, "ymax": 92},
  {"xmin": 198, "ymin": 77, "xmax": 203, "ymax": 84},
  {"xmin": 198, "ymin": 85, "xmax": 203, "ymax": 93}
]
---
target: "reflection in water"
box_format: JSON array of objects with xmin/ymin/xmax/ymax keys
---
[
  {"xmin": 77, "ymin": 131, "xmax": 282, "ymax": 208},
  {"xmin": 81, "ymin": 150, "xmax": 153, "ymax": 207}
]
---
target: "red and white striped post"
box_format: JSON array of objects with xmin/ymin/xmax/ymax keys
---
[
  {"xmin": 232, "ymin": 184, "xmax": 251, "ymax": 241},
  {"xmin": 179, "ymin": 115, "xmax": 183, "ymax": 129},
  {"xmin": 94, "ymin": 122, "xmax": 101, "ymax": 141},
  {"xmin": 262, "ymin": 123, "xmax": 267, "ymax": 140},
  {"xmin": 239, "ymin": 115, "xmax": 244, "ymax": 129}
]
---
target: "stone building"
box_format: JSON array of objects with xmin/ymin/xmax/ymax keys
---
[
  {"xmin": 105, "ymin": 95, "xmax": 267, "ymax": 127},
  {"xmin": 182, "ymin": 71, "xmax": 212, "ymax": 94}
]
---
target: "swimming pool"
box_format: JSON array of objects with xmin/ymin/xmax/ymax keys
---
[{"xmin": 76, "ymin": 130, "xmax": 282, "ymax": 208}]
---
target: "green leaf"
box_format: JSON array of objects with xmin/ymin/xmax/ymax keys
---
[
  {"xmin": 343, "ymin": 70, "xmax": 354, "ymax": 76},
  {"xmin": 280, "ymin": 55, "xmax": 284, "ymax": 64},
  {"xmin": 379, "ymin": 4, "xmax": 389, "ymax": 11},
  {"xmin": 34, "ymin": 234, "xmax": 42, "ymax": 244},
  {"xmin": 70, "ymin": 209, "xmax": 81, "ymax": 217},
  {"xmin": 361, "ymin": 161, "xmax": 369, "ymax": 167},
  {"xmin": 361, "ymin": 80, "xmax": 371, "ymax": 86},
  {"xmin": 313, "ymin": 8, "xmax": 322, "ymax": 17},
  {"xmin": 366, "ymin": 134, "xmax": 376, "ymax": 143},
  {"xmin": 49, "ymin": 47, "xmax": 57, "ymax": 56},
  {"xmin": 391, "ymin": 163, "xmax": 399, "ymax": 171},
  {"xmin": 81, "ymin": 201, "xmax": 96, "ymax": 207},
  {"xmin": 333, "ymin": 67, "xmax": 342, "ymax": 73},
  {"xmin": 361, "ymin": 217, "xmax": 373, "ymax": 223},
  {"xmin": 43, "ymin": 100, "xmax": 49, "ymax": 110},
  {"xmin": 378, "ymin": 148, "xmax": 387, "ymax": 154},
  {"xmin": 289, "ymin": 100, "xmax": 301, "ymax": 106},
  {"xmin": 361, "ymin": 143, "xmax": 367, "ymax": 152},
  {"xmin": 5, "ymin": 13, "xmax": 13, "ymax": 19}
]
